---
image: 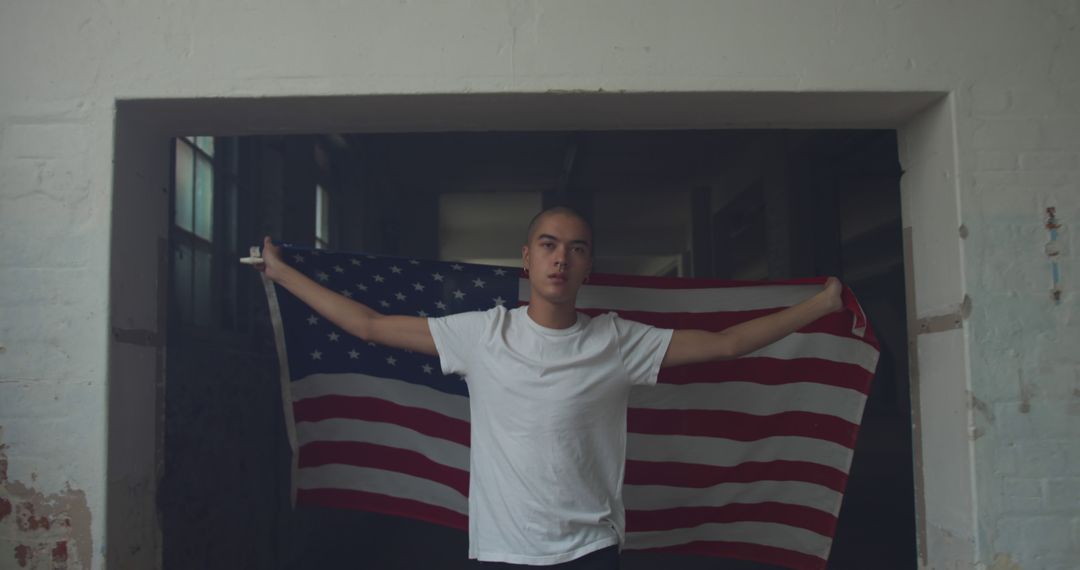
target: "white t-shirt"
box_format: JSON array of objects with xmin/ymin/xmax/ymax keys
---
[{"xmin": 427, "ymin": 305, "xmax": 673, "ymax": 565}]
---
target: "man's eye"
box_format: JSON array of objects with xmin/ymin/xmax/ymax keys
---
[{"xmin": 542, "ymin": 243, "xmax": 554, "ymax": 249}]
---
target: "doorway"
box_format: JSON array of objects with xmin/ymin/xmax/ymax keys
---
[
  {"xmin": 108, "ymin": 91, "xmax": 962, "ymax": 569},
  {"xmin": 161, "ymin": 128, "xmax": 913, "ymax": 569}
]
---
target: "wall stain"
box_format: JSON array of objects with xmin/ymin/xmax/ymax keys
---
[
  {"xmin": 1018, "ymin": 371, "xmax": 1034, "ymax": 414},
  {"xmin": 1045, "ymin": 207, "xmax": 1062, "ymax": 304},
  {"xmin": 989, "ymin": 552, "xmax": 1024, "ymax": 570},
  {"xmin": 52, "ymin": 540, "xmax": 69, "ymax": 565},
  {"xmin": 16, "ymin": 502, "xmax": 52, "ymax": 531},
  {"xmin": 14, "ymin": 544, "xmax": 31, "ymax": 567},
  {"xmin": 1018, "ymin": 387, "xmax": 1033, "ymax": 414},
  {"xmin": 970, "ymin": 394, "xmax": 995, "ymax": 424},
  {"xmin": 0, "ymin": 433, "xmax": 91, "ymax": 569}
]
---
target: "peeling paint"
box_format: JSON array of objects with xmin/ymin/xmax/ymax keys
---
[
  {"xmin": 0, "ymin": 436, "xmax": 91, "ymax": 569},
  {"xmin": 52, "ymin": 540, "xmax": 69, "ymax": 565},
  {"xmin": 14, "ymin": 544, "xmax": 31, "ymax": 567},
  {"xmin": 16, "ymin": 502, "xmax": 52, "ymax": 531},
  {"xmin": 10, "ymin": 541, "xmax": 72, "ymax": 569}
]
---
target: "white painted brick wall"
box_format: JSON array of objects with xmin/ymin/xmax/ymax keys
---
[
  {"xmin": 1, "ymin": 1, "xmax": 1078, "ymax": 568},
  {"xmin": 963, "ymin": 42, "xmax": 1080, "ymax": 566}
]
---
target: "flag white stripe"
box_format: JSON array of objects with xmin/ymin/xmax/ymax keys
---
[
  {"xmin": 624, "ymin": 480, "xmax": 841, "ymax": 515},
  {"xmin": 521, "ymin": 280, "xmax": 823, "ymax": 313},
  {"xmin": 292, "ymin": 374, "xmax": 865, "ymax": 427},
  {"xmin": 297, "ymin": 418, "xmax": 471, "ymax": 472},
  {"xmin": 625, "ymin": 520, "xmax": 830, "ymax": 558},
  {"xmin": 297, "ymin": 420, "xmax": 852, "ymax": 475},
  {"xmin": 627, "ymin": 434, "xmax": 853, "ymax": 473},
  {"xmin": 744, "ymin": 333, "xmax": 878, "ymax": 372},
  {"xmin": 630, "ymin": 382, "xmax": 866, "ymax": 422},
  {"xmin": 298, "ymin": 464, "xmax": 468, "ymax": 514},
  {"xmin": 292, "ymin": 373, "xmax": 470, "ymax": 422}
]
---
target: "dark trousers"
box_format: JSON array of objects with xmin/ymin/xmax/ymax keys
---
[{"xmin": 475, "ymin": 545, "xmax": 620, "ymax": 570}]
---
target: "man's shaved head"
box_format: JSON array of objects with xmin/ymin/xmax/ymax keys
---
[{"xmin": 525, "ymin": 206, "xmax": 594, "ymax": 253}]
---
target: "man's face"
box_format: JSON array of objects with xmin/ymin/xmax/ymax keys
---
[{"xmin": 521, "ymin": 212, "xmax": 593, "ymax": 306}]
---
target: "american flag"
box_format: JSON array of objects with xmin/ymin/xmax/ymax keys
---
[{"xmin": 262, "ymin": 244, "xmax": 878, "ymax": 570}]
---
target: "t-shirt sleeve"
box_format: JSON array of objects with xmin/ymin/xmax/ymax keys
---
[
  {"xmin": 427, "ymin": 309, "xmax": 494, "ymax": 376},
  {"xmin": 611, "ymin": 314, "xmax": 674, "ymax": 386}
]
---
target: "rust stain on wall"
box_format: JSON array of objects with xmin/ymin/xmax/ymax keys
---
[
  {"xmin": 14, "ymin": 544, "xmax": 31, "ymax": 567},
  {"xmin": 52, "ymin": 540, "xmax": 69, "ymax": 564},
  {"xmin": 16, "ymin": 502, "xmax": 53, "ymax": 531},
  {"xmin": 0, "ymin": 435, "xmax": 92, "ymax": 569}
]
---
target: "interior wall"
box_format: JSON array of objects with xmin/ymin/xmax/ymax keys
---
[{"xmin": 2, "ymin": 2, "xmax": 1078, "ymax": 569}]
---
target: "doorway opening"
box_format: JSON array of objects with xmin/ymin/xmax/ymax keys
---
[
  {"xmin": 108, "ymin": 91, "xmax": 961, "ymax": 569},
  {"xmin": 161, "ymin": 129, "xmax": 913, "ymax": 569}
]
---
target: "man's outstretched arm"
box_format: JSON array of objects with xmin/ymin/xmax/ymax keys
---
[
  {"xmin": 255, "ymin": 236, "xmax": 438, "ymax": 356},
  {"xmin": 660, "ymin": 278, "xmax": 843, "ymax": 368}
]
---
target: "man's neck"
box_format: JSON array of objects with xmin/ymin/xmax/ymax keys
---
[{"xmin": 526, "ymin": 296, "xmax": 578, "ymax": 329}]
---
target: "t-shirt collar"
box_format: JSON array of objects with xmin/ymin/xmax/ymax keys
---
[{"xmin": 517, "ymin": 306, "xmax": 586, "ymax": 336}]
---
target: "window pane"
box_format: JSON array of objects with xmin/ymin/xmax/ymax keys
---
[
  {"xmin": 195, "ymin": 136, "xmax": 214, "ymax": 156},
  {"xmin": 193, "ymin": 248, "xmax": 212, "ymax": 327},
  {"xmin": 174, "ymin": 141, "xmax": 194, "ymax": 232},
  {"xmin": 316, "ymin": 185, "xmax": 329, "ymax": 248},
  {"xmin": 173, "ymin": 242, "xmax": 193, "ymax": 323},
  {"xmin": 194, "ymin": 155, "xmax": 214, "ymax": 241}
]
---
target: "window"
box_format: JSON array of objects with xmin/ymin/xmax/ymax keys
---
[
  {"xmin": 315, "ymin": 184, "xmax": 331, "ymax": 249},
  {"xmin": 171, "ymin": 136, "xmax": 247, "ymax": 333}
]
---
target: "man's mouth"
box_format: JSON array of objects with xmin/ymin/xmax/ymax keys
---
[{"xmin": 547, "ymin": 273, "xmax": 567, "ymax": 283}]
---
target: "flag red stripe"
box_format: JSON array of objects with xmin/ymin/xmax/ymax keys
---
[
  {"xmin": 657, "ymin": 357, "xmax": 873, "ymax": 394},
  {"xmin": 627, "ymin": 501, "xmax": 836, "ymax": 537},
  {"xmin": 635, "ymin": 540, "xmax": 826, "ymax": 570},
  {"xmin": 297, "ymin": 488, "xmax": 468, "ymax": 530},
  {"xmin": 625, "ymin": 459, "xmax": 849, "ymax": 493},
  {"xmin": 628, "ymin": 408, "xmax": 860, "ymax": 449},
  {"xmin": 293, "ymin": 395, "xmax": 470, "ymax": 446},
  {"xmin": 299, "ymin": 441, "xmax": 469, "ymax": 496}
]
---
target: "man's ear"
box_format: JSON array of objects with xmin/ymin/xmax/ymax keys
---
[{"xmin": 521, "ymin": 245, "xmax": 529, "ymax": 267}]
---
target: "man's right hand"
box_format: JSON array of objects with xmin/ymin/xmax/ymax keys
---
[
  {"xmin": 251, "ymin": 236, "xmax": 439, "ymax": 357},
  {"xmin": 256, "ymin": 236, "xmax": 286, "ymax": 281}
]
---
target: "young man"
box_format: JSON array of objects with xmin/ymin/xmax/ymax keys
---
[{"xmin": 256, "ymin": 206, "xmax": 843, "ymax": 569}]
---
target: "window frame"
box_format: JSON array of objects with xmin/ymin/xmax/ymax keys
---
[{"xmin": 169, "ymin": 136, "xmax": 255, "ymax": 345}]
